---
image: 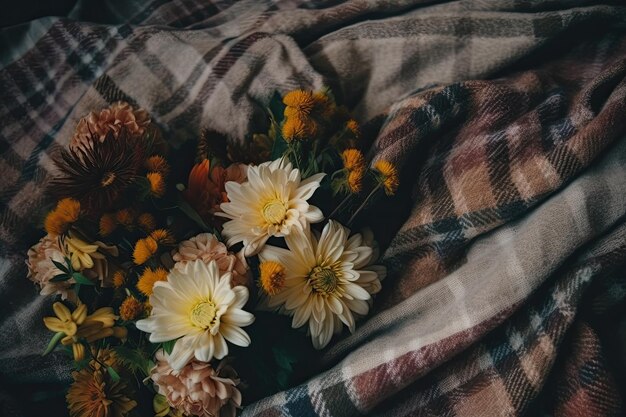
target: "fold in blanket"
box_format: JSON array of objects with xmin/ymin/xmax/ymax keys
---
[{"xmin": 1, "ymin": 1, "xmax": 625, "ymax": 416}]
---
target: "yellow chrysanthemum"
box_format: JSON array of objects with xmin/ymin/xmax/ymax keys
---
[
  {"xmin": 145, "ymin": 155, "xmax": 170, "ymax": 177},
  {"xmin": 258, "ymin": 260, "xmax": 286, "ymax": 296},
  {"xmin": 137, "ymin": 267, "xmax": 168, "ymax": 296},
  {"xmin": 44, "ymin": 211, "xmax": 67, "ymax": 237},
  {"xmin": 112, "ymin": 271, "xmax": 126, "ymax": 288},
  {"xmin": 115, "ymin": 208, "xmax": 134, "ymax": 227},
  {"xmin": 347, "ymin": 169, "xmax": 364, "ymax": 193},
  {"xmin": 137, "ymin": 213, "xmax": 157, "ymax": 232},
  {"xmin": 57, "ymin": 198, "xmax": 81, "ymax": 220},
  {"xmin": 374, "ymin": 160, "xmax": 399, "ymax": 196},
  {"xmin": 342, "ymin": 149, "xmax": 365, "ymax": 172},
  {"xmin": 133, "ymin": 237, "xmax": 158, "ymax": 265},
  {"xmin": 346, "ymin": 119, "xmax": 360, "ymax": 137},
  {"xmin": 283, "ymin": 89, "xmax": 315, "ymax": 115},
  {"xmin": 282, "ymin": 116, "xmax": 308, "ymax": 142},
  {"xmin": 119, "ymin": 296, "xmax": 144, "ymax": 321},
  {"xmin": 150, "ymin": 229, "xmax": 175, "ymax": 245},
  {"xmin": 45, "ymin": 198, "xmax": 81, "ymax": 236},
  {"xmin": 99, "ymin": 213, "xmax": 117, "ymax": 236},
  {"xmin": 147, "ymin": 172, "xmax": 166, "ymax": 197}
]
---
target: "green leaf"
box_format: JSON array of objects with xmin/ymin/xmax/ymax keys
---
[
  {"xmin": 106, "ymin": 366, "xmax": 121, "ymax": 382},
  {"xmin": 72, "ymin": 272, "xmax": 95, "ymax": 285},
  {"xmin": 162, "ymin": 340, "xmax": 176, "ymax": 355},
  {"xmin": 42, "ymin": 332, "xmax": 65, "ymax": 356},
  {"xmin": 177, "ymin": 199, "xmax": 210, "ymax": 231},
  {"xmin": 51, "ymin": 260, "xmax": 70, "ymax": 274},
  {"xmin": 50, "ymin": 273, "xmax": 70, "ymax": 282},
  {"xmin": 113, "ymin": 346, "xmax": 152, "ymax": 376}
]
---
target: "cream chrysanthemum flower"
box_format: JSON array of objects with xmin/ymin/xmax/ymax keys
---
[
  {"xmin": 258, "ymin": 220, "xmax": 385, "ymax": 349},
  {"xmin": 136, "ymin": 260, "xmax": 254, "ymax": 370},
  {"xmin": 218, "ymin": 158, "xmax": 325, "ymax": 256}
]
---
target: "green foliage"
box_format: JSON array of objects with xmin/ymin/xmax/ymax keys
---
[
  {"xmin": 42, "ymin": 332, "xmax": 65, "ymax": 356},
  {"xmin": 113, "ymin": 345, "xmax": 153, "ymax": 377},
  {"xmin": 107, "ymin": 365, "xmax": 121, "ymax": 382},
  {"xmin": 268, "ymin": 92, "xmax": 288, "ymax": 160},
  {"xmin": 162, "ymin": 339, "xmax": 176, "ymax": 355},
  {"xmin": 177, "ymin": 199, "xmax": 211, "ymax": 231}
]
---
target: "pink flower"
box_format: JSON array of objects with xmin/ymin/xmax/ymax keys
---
[
  {"xmin": 151, "ymin": 351, "xmax": 242, "ymax": 417},
  {"xmin": 70, "ymin": 101, "xmax": 150, "ymax": 153},
  {"xmin": 26, "ymin": 234, "xmax": 75, "ymax": 300},
  {"xmin": 172, "ymin": 233, "xmax": 251, "ymax": 288}
]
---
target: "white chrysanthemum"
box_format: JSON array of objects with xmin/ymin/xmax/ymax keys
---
[
  {"xmin": 218, "ymin": 158, "xmax": 325, "ymax": 256},
  {"xmin": 258, "ymin": 220, "xmax": 385, "ymax": 349},
  {"xmin": 136, "ymin": 260, "xmax": 254, "ymax": 370}
]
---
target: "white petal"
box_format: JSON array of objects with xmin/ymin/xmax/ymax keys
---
[
  {"xmin": 222, "ymin": 308, "xmax": 255, "ymax": 327},
  {"xmin": 169, "ymin": 334, "xmax": 199, "ymax": 371},
  {"xmin": 220, "ymin": 323, "xmax": 251, "ymax": 347}
]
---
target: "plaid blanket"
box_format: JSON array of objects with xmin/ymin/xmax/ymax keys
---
[{"xmin": 1, "ymin": 0, "xmax": 626, "ymax": 416}]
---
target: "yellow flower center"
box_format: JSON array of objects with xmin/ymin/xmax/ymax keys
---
[
  {"xmin": 309, "ymin": 266, "xmax": 340, "ymax": 295},
  {"xmin": 262, "ymin": 199, "xmax": 287, "ymax": 225},
  {"xmin": 101, "ymin": 172, "xmax": 116, "ymax": 187},
  {"xmin": 190, "ymin": 301, "xmax": 217, "ymax": 329}
]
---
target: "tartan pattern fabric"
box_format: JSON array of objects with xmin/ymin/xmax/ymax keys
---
[{"xmin": 1, "ymin": 1, "xmax": 625, "ymax": 416}]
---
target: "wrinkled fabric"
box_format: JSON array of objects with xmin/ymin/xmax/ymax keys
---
[{"xmin": 1, "ymin": 1, "xmax": 625, "ymax": 416}]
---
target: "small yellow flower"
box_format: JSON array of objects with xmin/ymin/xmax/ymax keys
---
[
  {"xmin": 133, "ymin": 237, "xmax": 158, "ymax": 265},
  {"xmin": 282, "ymin": 116, "xmax": 308, "ymax": 142},
  {"xmin": 342, "ymin": 149, "xmax": 365, "ymax": 172},
  {"xmin": 99, "ymin": 213, "xmax": 117, "ymax": 236},
  {"xmin": 137, "ymin": 267, "xmax": 168, "ymax": 296},
  {"xmin": 145, "ymin": 155, "xmax": 170, "ymax": 177},
  {"xmin": 283, "ymin": 89, "xmax": 315, "ymax": 115},
  {"xmin": 112, "ymin": 271, "xmax": 126, "ymax": 288},
  {"xmin": 114, "ymin": 208, "xmax": 134, "ymax": 227},
  {"xmin": 346, "ymin": 119, "xmax": 360, "ymax": 138},
  {"xmin": 150, "ymin": 228, "xmax": 175, "ymax": 245},
  {"xmin": 137, "ymin": 212, "xmax": 157, "ymax": 232},
  {"xmin": 147, "ymin": 172, "xmax": 166, "ymax": 197},
  {"xmin": 119, "ymin": 296, "xmax": 144, "ymax": 321},
  {"xmin": 374, "ymin": 160, "xmax": 399, "ymax": 196},
  {"xmin": 44, "ymin": 211, "xmax": 66, "ymax": 237},
  {"xmin": 43, "ymin": 302, "xmax": 124, "ymax": 361},
  {"xmin": 64, "ymin": 233, "xmax": 100, "ymax": 271},
  {"xmin": 259, "ymin": 260, "xmax": 286, "ymax": 296},
  {"xmin": 347, "ymin": 169, "xmax": 364, "ymax": 193},
  {"xmin": 44, "ymin": 198, "xmax": 81, "ymax": 236}
]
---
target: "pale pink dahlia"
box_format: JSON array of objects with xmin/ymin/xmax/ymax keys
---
[
  {"xmin": 70, "ymin": 101, "xmax": 150, "ymax": 152},
  {"xmin": 26, "ymin": 234, "xmax": 74, "ymax": 300},
  {"xmin": 172, "ymin": 233, "xmax": 251, "ymax": 288},
  {"xmin": 151, "ymin": 351, "xmax": 242, "ymax": 417}
]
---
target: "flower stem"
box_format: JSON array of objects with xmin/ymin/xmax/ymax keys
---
[
  {"xmin": 325, "ymin": 193, "xmax": 352, "ymax": 221},
  {"xmin": 347, "ymin": 183, "xmax": 381, "ymax": 226}
]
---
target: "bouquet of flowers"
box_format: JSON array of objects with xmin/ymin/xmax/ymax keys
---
[{"xmin": 26, "ymin": 89, "xmax": 398, "ymax": 417}]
